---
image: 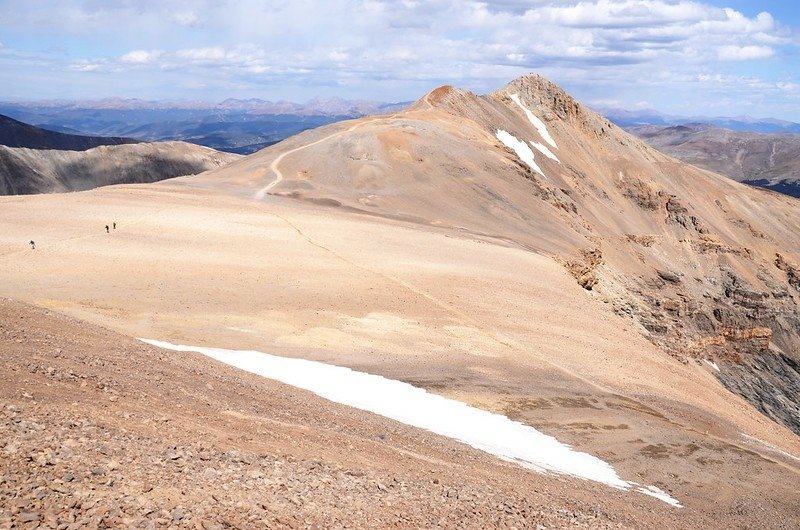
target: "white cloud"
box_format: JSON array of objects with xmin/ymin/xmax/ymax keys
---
[
  {"xmin": 72, "ymin": 63, "xmax": 100, "ymax": 72},
  {"xmin": 171, "ymin": 10, "xmax": 200, "ymax": 27},
  {"xmin": 717, "ymin": 45, "xmax": 774, "ymax": 61},
  {"xmin": 176, "ymin": 47, "xmax": 228, "ymax": 62},
  {"xmin": 0, "ymin": 1, "xmax": 798, "ymax": 118},
  {"xmin": 121, "ymin": 49, "xmax": 162, "ymax": 64},
  {"xmin": 4, "ymin": 2, "xmax": 793, "ymax": 77},
  {"xmin": 328, "ymin": 49, "xmax": 349, "ymax": 61},
  {"xmin": 532, "ymin": 0, "xmax": 711, "ymax": 28},
  {"xmin": 67, "ymin": 60, "xmax": 106, "ymax": 72}
]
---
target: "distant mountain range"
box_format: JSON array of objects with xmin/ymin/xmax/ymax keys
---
[
  {"xmin": 2, "ymin": 96, "xmax": 408, "ymax": 115},
  {"xmin": 626, "ymin": 124, "xmax": 800, "ymax": 198},
  {"xmin": 0, "ymin": 113, "xmax": 239, "ymax": 195},
  {"xmin": 6, "ymin": 95, "xmax": 799, "ymax": 199},
  {"xmin": 0, "ymin": 98, "xmax": 410, "ymax": 154},
  {"xmin": 597, "ymin": 107, "xmax": 800, "ymax": 134},
  {"xmin": 0, "ymin": 113, "xmax": 138, "ymax": 151}
]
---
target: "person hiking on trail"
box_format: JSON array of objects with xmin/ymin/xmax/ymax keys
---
[
  {"xmin": 105, "ymin": 225, "xmax": 109, "ymax": 233},
  {"xmin": 30, "ymin": 240, "xmax": 35, "ymax": 250},
  {"xmin": 113, "ymin": 222, "xmax": 116, "ymax": 230}
]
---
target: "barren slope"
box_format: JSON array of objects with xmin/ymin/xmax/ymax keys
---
[
  {"xmin": 0, "ymin": 142, "xmax": 240, "ymax": 195},
  {"xmin": 191, "ymin": 75, "xmax": 800, "ymax": 434},
  {"xmin": 630, "ymin": 124, "xmax": 800, "ymax": 198},
  {"xmin": 0, "ymin": 182, "xmax": 798, "ymax": 527},
  {"xmin": 1, "ymin": 74, "xmax": 799, "ymax": 528},
  {"xmin": 0, "ymin": 299, "xmax": 662, "ymax": 529}
]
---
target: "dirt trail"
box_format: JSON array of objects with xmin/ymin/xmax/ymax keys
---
[{"xmin": 254, "ymin": 114, "xmax": 399, "ymax": 199}]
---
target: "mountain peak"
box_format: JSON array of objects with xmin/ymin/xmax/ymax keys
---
[
  {"xmin": 410, "ymin": 85, "xmax": 480, "ymax": 113},
  {"xmin": 497, "ymin": 74, "xmax": 586, "ymax": 124},
  {"xmin": 492, "ymin": 74, "xmax": 614, "ymax": 141}
]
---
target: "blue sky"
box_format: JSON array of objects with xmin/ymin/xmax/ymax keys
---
[{"xmin": 0, "ymin": 1, "xmax": 798, "ymax": 119}]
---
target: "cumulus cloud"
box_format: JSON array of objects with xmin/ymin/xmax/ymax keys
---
[
  {"xmin": 717, "ymin": 44, "xmax": 774, "ymax": 61},
  {"xmin": 3, "ymin": 1, "xmax": 792, "ymax": 75},
  {"xmin": 0, "ymin": 1, "xmax": 798, "ymax": 118},
  {"xmin": 121, "ymin": 50, "xmax": 162, "ymax": 64},
  {"xmin": 176, "ymin": 47, "xmax": 229, "ymax": 62}
]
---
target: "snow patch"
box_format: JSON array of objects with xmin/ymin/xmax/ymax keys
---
[
  {"xmin": 704, "ymin": 359, "xmax": 720, "ymax": 372},
  {"xmin": 496, "ymin": 129, "xmax": 545, "ymax": 177},
  {"xmin": 636, "ymin": 485, "xmax": 683, "ymax": 508},
  {"xmin": 530, "ymin": 141, "xmax": 560, "ymax": 163},
  {"xmin": 509, "ymin": 93, "xmax": 558, "ymax": 149},
  {"xmin": 741, "ymin": 433, "xmax": 800, "ymax": 464},
  {"xmin": 140, "ymin": 338, "xmax": 682, "ymax": 507}
]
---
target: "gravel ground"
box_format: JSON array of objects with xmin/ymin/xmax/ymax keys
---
[{"xmin": 1, "ymin": 298, "xmax": 646, "ymax": 529}]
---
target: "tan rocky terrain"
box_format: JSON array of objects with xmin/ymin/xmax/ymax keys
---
[
  {"xmin": 630, "ymin": 123, "xmax": 800, "ymax": 198},
  {"xmin": 2, "ymin": 299, "xmax": 659, "ymax": 529},
  {"xmin": 1, "ymin": 293, "xmax": 798, "ymax": 529},
  {"xmin": 1, "ymin": 74, "xmax": 799, "ymax": 528},
  {"xmin": 191, "ymin": 75, "xmax": 800, "ymax": 433},
  {"xmin": 0, "ymin": 142, "xmax": 240, "ymax": 195}
]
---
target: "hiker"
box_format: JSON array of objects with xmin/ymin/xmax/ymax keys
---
[
  {"xmin": 113, "ymin": 222, "xmax": 116, "ymax": 230},
  {"xmin": 105, "ymin": 225, "xmax": 109, "ymax": 233},
  {"xmin": 30, "ymin": 240, "xmax": 35, "ymax": 250}
]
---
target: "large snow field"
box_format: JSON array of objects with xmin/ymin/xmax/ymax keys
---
[{"xmin": 141, "ymin": 339, "xmax": 681, "ymax": 507}]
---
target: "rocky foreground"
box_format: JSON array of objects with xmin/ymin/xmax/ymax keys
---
[{"xmin": 1, "ymin": 298, "xmax": 687, "ymax": 529}]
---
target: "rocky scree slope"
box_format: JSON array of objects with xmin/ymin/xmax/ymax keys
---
[
  {"xmin": 1, "ymin": 298, "xmax": 668, "ymax": 530},
  {"xmin": 197, "ymin": 74, "xmax": 800, "ymax": 434}
]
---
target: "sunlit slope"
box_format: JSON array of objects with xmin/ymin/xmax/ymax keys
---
[
  {"xmin": 187, "ymin": 74, "xmax": 800, "ymax": 433},
  {"xmin": 1, "ymin": 74, "xmax": 799, "ymax": 525},
  {"xmin": 0, "ymin": 184, "xmax": 795, "ymax": 452}
]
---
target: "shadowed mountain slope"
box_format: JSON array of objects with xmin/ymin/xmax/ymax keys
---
[
  {"xmin": 0, "ymin": 113, "xmax": 137, "ymax": 151},
  {"xmin": 0, "ymin": 142, "xmax": 240, "ymax": 195}
]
